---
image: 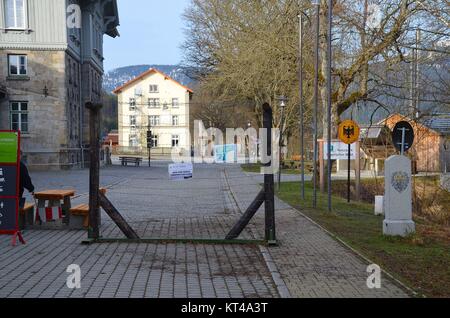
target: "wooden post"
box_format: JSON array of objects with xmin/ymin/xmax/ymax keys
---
[
  {"xmin": 225, "ymin": 103, "xmax": 276, "ymax": 244},
  {"xmin": 319, "ymin": 140, "xmax": 325, "ymax": 193},
  {"xmin": 263, "ymin": 103, "xmax": 276, "ymax": 244},
  {"xmin": 355, "ymin": 141, "xmax": 361, "ymax": 201},
  {"xmin": 86, "ymin": 102, "xmax": 102, "ymax": 240}
]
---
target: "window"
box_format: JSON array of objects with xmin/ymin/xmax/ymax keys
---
[
  {"xmin": 8, "ymin": 55, "xmax": 27, "ymax": 76},
  {"xmin": 130, "ymin": 115, "xmax": 136, "ymax": 127},
  {"xmin": 134, "ymin": 86, "xmax": 143, "ymax": 96},
  {"xmin": 129, "ymin": 98, "xmax": 136, "ymax": 110},
  {"xmin": 5, "ymin": 0, "xmax": 26, "ymax": 29},
  {"xmin": 151, "ymin": 135, "xmax": 158, "ymax": 148},
  {"xmin": 129, "ymin": 134, "xmax": 138, "ymax": 147},
  {"xmin": 10, "ymin": 101, "xmax": 28, "ymax": 132},
  {"xmin": 172, "ymin": 98, "xmax": 179, "ymax": 108},
  {"xmin": 149, "ymin": 115, "xmax": 160, "ymax": 126},
  {"xmin": 148, "ymin": 98, "xmax": 160, "ymax": 108},
  {"xmin": 172, "ymin": 115, "xmax": 179, "ymax": 126},
  {"xmin": 149, "ymin": 85, "xmax": 158, "ymax": 93},
  {"xmin": 172, "ymin": 135, "xmax": 180, "ymax": 148}
]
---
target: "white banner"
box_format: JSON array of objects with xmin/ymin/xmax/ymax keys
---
[
  {"xmin": 324, "ymin": 142, "xmax": 356, "ymax": 160},
  {"xmin": 169, "ymin": 163, "xmax": 193, "ymax": 180}
]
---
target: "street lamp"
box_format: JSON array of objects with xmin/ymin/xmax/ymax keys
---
[
  {"xmin": 246, "ymin": 120, "xmax": 252, "ymax": 164},
  {"xmin": 277, "ymin": 96, "xmax": 288, "ymax": 191}
]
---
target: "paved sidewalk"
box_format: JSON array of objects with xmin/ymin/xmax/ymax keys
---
[
  {"xmin": 0, "ymin": 164, "xmax": 278, "ymax": 298},
  {"xmin": 0, "ymin": 163, "xmax": 411, "ymax": 298},
  {"xmin": 224, "ymin": 165, "xmax": 410, "ymax": 298}
]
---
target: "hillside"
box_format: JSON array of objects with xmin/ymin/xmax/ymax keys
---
[{"xmin": 103, "ymin": 64, "xmax": 196, "ymax": 94}]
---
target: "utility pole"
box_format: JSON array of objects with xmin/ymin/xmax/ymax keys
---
[
  {"xmin": 312, "ymin": 1, "xmax": 320, "ymax": 208},
  {"xmin": 298, "ymin": 12, "xmax": 305, "ymax": 201},
  {"xmin": 326, "ymin": 0, "xmax": 333, "ymax": 212}
]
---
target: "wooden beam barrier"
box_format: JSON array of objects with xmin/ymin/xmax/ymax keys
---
[
  {"xmin": 99, "ymin": 191, "xmax": 140, "ymax": 239},
  {"xmin": 86, "ymin": 102, "xmax": 102, "ymax": 239},
  {"xmin": 225, "ymin": 190, "xmax": 265, "ymax": 240},
  {"xmin": 226, "ymin": 103, "xmax": 276, "ymax": 245}
]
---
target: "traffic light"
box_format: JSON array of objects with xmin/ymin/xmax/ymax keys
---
[{"xmin": 147, "ymin": 130, "xmax": 153, "ymax": 149}]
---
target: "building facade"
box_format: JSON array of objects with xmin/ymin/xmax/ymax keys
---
[
  {"xmin": 113, "ymin": 68, "xmax": 193, "ymax": 155},
  {"xmin": 0, "ymin": 0, "xmax": 119, "ymax": 170}
]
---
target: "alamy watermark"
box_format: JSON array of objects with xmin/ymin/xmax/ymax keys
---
[
  {"xmin": 366, "ymin": 264, "xmax": 382, "ymax": 289},
  {"xmin": 66, "ymin": 264, "xmax": 81, "ymax": 289},
  {"xmin": 67, "ymin": 4, "xmax": 81, "ymax": 29},
  {"xmin": 170, "ymin": 120, "xmax": 280, "ymax": 175}
]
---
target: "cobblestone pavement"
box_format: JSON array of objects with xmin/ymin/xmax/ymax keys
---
[
  {"xmin": 224, "ymin": 166, "xmax": 411, "ymax": 298},
  {"xmin": 1, "ymin": 162, "xmax": 411, "ymax": 298},
  {"xmin": 0, "ymin": 163, "xmax": 278, "ymax": 298}
]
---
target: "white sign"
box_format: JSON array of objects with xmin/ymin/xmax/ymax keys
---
[
  {"xmin": 169, "ymin": 163, "xmax": 193, "ymax": 180},
  {"xmin": 324, "ymin": 142, "xmax": 356, "ymax": 160}
]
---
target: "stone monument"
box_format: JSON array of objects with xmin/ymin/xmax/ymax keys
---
[{"xmin": 383, "ymin": 155, "xmax": 415, "ymax": 237}]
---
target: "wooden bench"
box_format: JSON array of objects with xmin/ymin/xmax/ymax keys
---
[
  {"xmin": 119, "ymin": 156, "xmax": 143, "ymax": 167},
  {"xmin": 19, "ymin": 203, "xmax": 35, "ymax": 230},
  {"xmin": 69, "ymin": 188, "xmax": 107, "ymax": 229}
]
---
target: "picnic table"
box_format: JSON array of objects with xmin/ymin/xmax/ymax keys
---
[
  {"xmin": 119, "ymin": 156, "xmax": 143, "ymax": 167},
  {"xmin": 33, "ymin": 189, "xmax": 76, "ymax": 224}
]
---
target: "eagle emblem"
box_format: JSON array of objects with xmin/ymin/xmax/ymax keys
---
[{"xmin": 391, "ymin": 172, "xmax": 410, "ymax": 193}]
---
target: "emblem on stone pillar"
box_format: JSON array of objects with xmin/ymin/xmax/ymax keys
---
[{"xmin": 391, "ymin": 171, "xmax": 409, "ymax": 193}]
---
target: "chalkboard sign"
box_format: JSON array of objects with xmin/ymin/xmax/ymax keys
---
[{"xmin": 0, "ymin": 131, "xmax": 24, "ymax": 245}]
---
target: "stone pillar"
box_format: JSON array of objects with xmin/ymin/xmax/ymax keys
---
[{"xmin": 383, "ymin": 155, "xmax": 415, "ymax": 237}]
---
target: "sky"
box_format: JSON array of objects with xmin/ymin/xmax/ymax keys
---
[{"xmin": 103, "ymin": 0, "xmax": 191, "ymax": 72}]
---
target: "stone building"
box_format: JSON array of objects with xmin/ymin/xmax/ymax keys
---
[{"xmin": 0, "ymin": 0, "xmax": 119, "ymax": 170}]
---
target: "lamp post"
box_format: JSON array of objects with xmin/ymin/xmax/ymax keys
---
[
  {"xmin": 246, "ymin": 121, "xmax": 252, "ymax": 164},
  {"xmin": 277, "ymin": 96, "xmax": 288, "ymax": 192}
]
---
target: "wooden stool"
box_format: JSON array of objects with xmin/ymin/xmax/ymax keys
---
[
  {"xmin": 19, "ymin": 203, "xmax": 35, "ymax": 230},
  {"xmin": 69, "ymin": 204, "xmax": 89, "ymax": 229},
  {"xmin": 69, "ymin": 188, "xmax": 107, "ymax": 230}
]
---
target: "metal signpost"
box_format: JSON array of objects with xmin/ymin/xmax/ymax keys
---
[
  {"xmin": 392, "ymin": 121, "xmax": 415, "ymax": 155},
  {"xmin": 338, "ymin": 120, "xmax": 360, "ymax": 203},
  {"xmin": 0, "ymin": 131, "xmax": 25, "ymax": 246}
]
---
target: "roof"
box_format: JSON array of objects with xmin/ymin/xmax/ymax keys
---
[
  {"xmin": 103, "ymin": 134, "xmax": 118, "ymax": 145},
  {"xmin": 380, "ymin": 113, "xmax": 450, "ymax": 136},
  {"xmin": 360, "ymin": 126, "xmax": 385, "ymax": 139},
  {"xmin": 112, "ymin": 68, "xmax": 194, "ymax": 94},
  {"xmin": 423, "ymin": 115, "xmax": 450, "ymax": 136},
  {"xmin": 103, "ymin": 0, "xmax": 120, "ymax": 38}
]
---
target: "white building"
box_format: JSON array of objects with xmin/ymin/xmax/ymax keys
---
[{"xmin": 113, "ymin": 68, "xmax": 193, "ymax": 155}]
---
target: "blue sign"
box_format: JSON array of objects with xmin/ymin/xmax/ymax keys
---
[{"xmin": 214, "ymin": 144, "xmax": 238, "ymax": 163}]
